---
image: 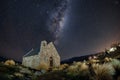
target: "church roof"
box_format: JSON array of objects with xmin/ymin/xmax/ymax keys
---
[{"xmin": 23, "ymin": 48, "xmax": 40, "ymax": 57}]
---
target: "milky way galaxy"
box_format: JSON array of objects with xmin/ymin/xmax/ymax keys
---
[
  {"xmin": 0, "ymin": 0, "xmax": 120, "ymax": 61},
  {"xmin": 48, "ymin": 0, "xmax": 69, "ymax": 44}
]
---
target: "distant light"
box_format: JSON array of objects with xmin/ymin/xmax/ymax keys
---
[
  {"xmin": 119, "ymin": 44, "xmax": 120, "ymax": 47},
  {"xmin": 88, "ymin": 56, "xmax": 92, "ymax": 60},
  {"xmin": 93, "ymin": 56, "xmax": 97, "ymax": 59},
  {"xmin": 109, "ymin": 47, "xmax": 117, "ymax": 52}
]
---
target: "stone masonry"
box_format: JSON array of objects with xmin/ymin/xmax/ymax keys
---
[{"xmin": 22, "ymin": 40, "xmax": 60, "ymax": 69}]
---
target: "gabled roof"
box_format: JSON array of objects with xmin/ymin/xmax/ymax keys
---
[{"xmin": 23, "ymin": 48, "xmax": 40, "ymax": 57}]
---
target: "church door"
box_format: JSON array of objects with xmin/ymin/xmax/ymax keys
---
[{"xmin": 49, "ymin": 57, "xmax": 53, "ymax": 67}]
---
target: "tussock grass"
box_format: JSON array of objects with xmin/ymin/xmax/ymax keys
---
[
  {"xmin": 110, "ymin": 59, "xmax": 120, "ymax": 79},
  {"xmin": 52, "ymin": 64, "xmax": 69, "ymax": 71},
  {"xmin": 67, "ymin": 62, "xmax": 90, "ymax": 80},
  {"xmin": 36, "ymin": 62, "xmax": 49, "ymax": 70},
  {"xmin": 92, "ymin": 63, "xmax": 115, "ymax": 80}
]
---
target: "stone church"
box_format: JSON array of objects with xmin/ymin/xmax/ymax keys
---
[{"xmin": 22, "ymin": 40, "xmax": 60, "ymax": 69}]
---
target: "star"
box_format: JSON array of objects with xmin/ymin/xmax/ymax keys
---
[
  {"xmin": 36, "ymin": 4, "xmax": 40, "ymax": 7},
  {"xmin": 0, "ymin": 0, "xmax": 120, "ymax": 61},
  {"xmin": 47, "ymin": 0, "xmax": 69, "ymax": 44},
  {"xmin": 115, "ymin": 0, "xmax": 119, "ymax": 5}
]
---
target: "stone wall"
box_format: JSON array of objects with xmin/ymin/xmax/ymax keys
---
[
  {"xmin": 47, "ymin": 42, "xmax": 60, "ymax": 66},
  {"xmin": 39, "ymin": 42, "xmax": 60, "ymax": 67},
  {"xmin": 22, "ymin": 55, "xmax": 40, "ymax": 69},
  {"xmin": 22, "ymin": 40, "xmax": 60, "ymax": 69}
]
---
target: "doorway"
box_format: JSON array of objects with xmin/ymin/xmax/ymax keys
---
[{"xmin": 49, "ymin": 57, "xmax": 53, "ymax": 67}]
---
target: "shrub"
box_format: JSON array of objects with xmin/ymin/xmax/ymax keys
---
[
  {"xmin": 0, "ymin": 73, "xmax": 13, "ymax": 80},
  {"xmin": 14, "ymin": 72, "xmax": 24, "ymax": 77},
  {"xmin": 67, "ymin": 65, "xmax": 78, "ymax": 76},
  {"xmin": 36, "ymin": 62, "xmax": 49, "ymax": 70},
  {"xmin": 52, "ymin": 64, "xmax": 69, "ymax": 71},
  {"xmin": 104, "ymin": 57, "xmax": 112, "ymax": 62},
  {"xmin": 31, "ymin": 74, "xmax": 39, "ymax": 80},
  {"xmin": 58, "ymin": 64, "xmax": 69, "ymax": 70},
  {"xmin": 89, "ymin": 59, "xmax": 100, "ymax": 64},
  {"xmin": 0, "ymin": 63, "xmax": 20, "ymax": 74},
  {"xmin": 0, "ymin": 62, "xmax": 4, "ymax": 66},
  {"xmin": 39, "ymin": 70, "xmax": 67, "ymax": 80},
  {"xmin": 4, "ymin": 60, "xmax": 15, "ymax": 66},
  {"xmin": 110, "ymin": 59, "xmax": 120, "ymax": 79},
  {"xmin": 67, "ymin": 62, "xmax": 90, "ymax": 80},
  {"xmin": 92, "ymin": 63, "xmax": 115, "ymax": 80}
]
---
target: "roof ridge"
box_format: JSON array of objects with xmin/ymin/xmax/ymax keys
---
[{"xmin": 23, "ymin": 48, "xmax": 34, "ymax": 57}]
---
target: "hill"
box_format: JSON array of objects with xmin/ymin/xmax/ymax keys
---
[{"xmin": 62, "ymin": 43, "xmax": 120, "ymax": 64}]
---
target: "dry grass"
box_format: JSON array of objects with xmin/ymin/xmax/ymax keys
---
[
  {"xmin": 104, "ymin": 57, "xmax": 112, "ymax": 62},
  {"xmin": 39, "ymin": 70, "xmax": 67, "ymax": 80},
  {"xmin": 36, "ymin": 62, "xmax": 49, "ymax": 70},
  {"xmin": 92, "ymin": 63, "xmax": 115, "ymax": 80},
  {"xmin": 110, "ymin": 59, "xmax": 120, "ymax": 69},
  {"xmin": 52, "ymin": 64, "xmax": 69, "ymax": 71},
  {"xmin": 4, "ymin": 60, "xmax": 15, "ymax": 66},
  {"xmin": 110, "ymin": 59, "xmax": 120, "ymax": 79},
  {"xmin": 66, "ymin": 62, "xmax": 90, "ymax": 80}
]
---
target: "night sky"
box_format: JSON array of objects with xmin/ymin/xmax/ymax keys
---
[{"xmin": 0, "ymin": 0, "xmax": 120, "ymax": 61}]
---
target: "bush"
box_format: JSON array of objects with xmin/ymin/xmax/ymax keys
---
[
  {"xmin": 36, "ymin": 62, "xmax": 49, "ymax": 70},
  {"xmin": 104, "ymin": 57, "xmax": 112, "ymax": 62},
  {"xmin": 67, "ymin": 62, "xmax": 90, "ymax": 80},
  {"xmin": 39, "ymin": 70, "xmax": 67, "ymax": 80},
  {"xmin": 52, "ymin": 64, "xmax": 69, "ymax": 71},
  {"xmin": 58, "ymin": 64, "xmax": 69, "ymax": 70},
  {"xmin": 4, "ymin": 60, "xmax": 15, "ymax": 66},
  {"xmin": 92, "ymin": 63, "xmax": 115, "ymax": 80},
  {"xmin": 110, "ymin": 59, "xmax": 120, "ymax": 79},
  {"xmin": 0, "ymin": 73, "xmax": 13, "ymax": 80}
]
